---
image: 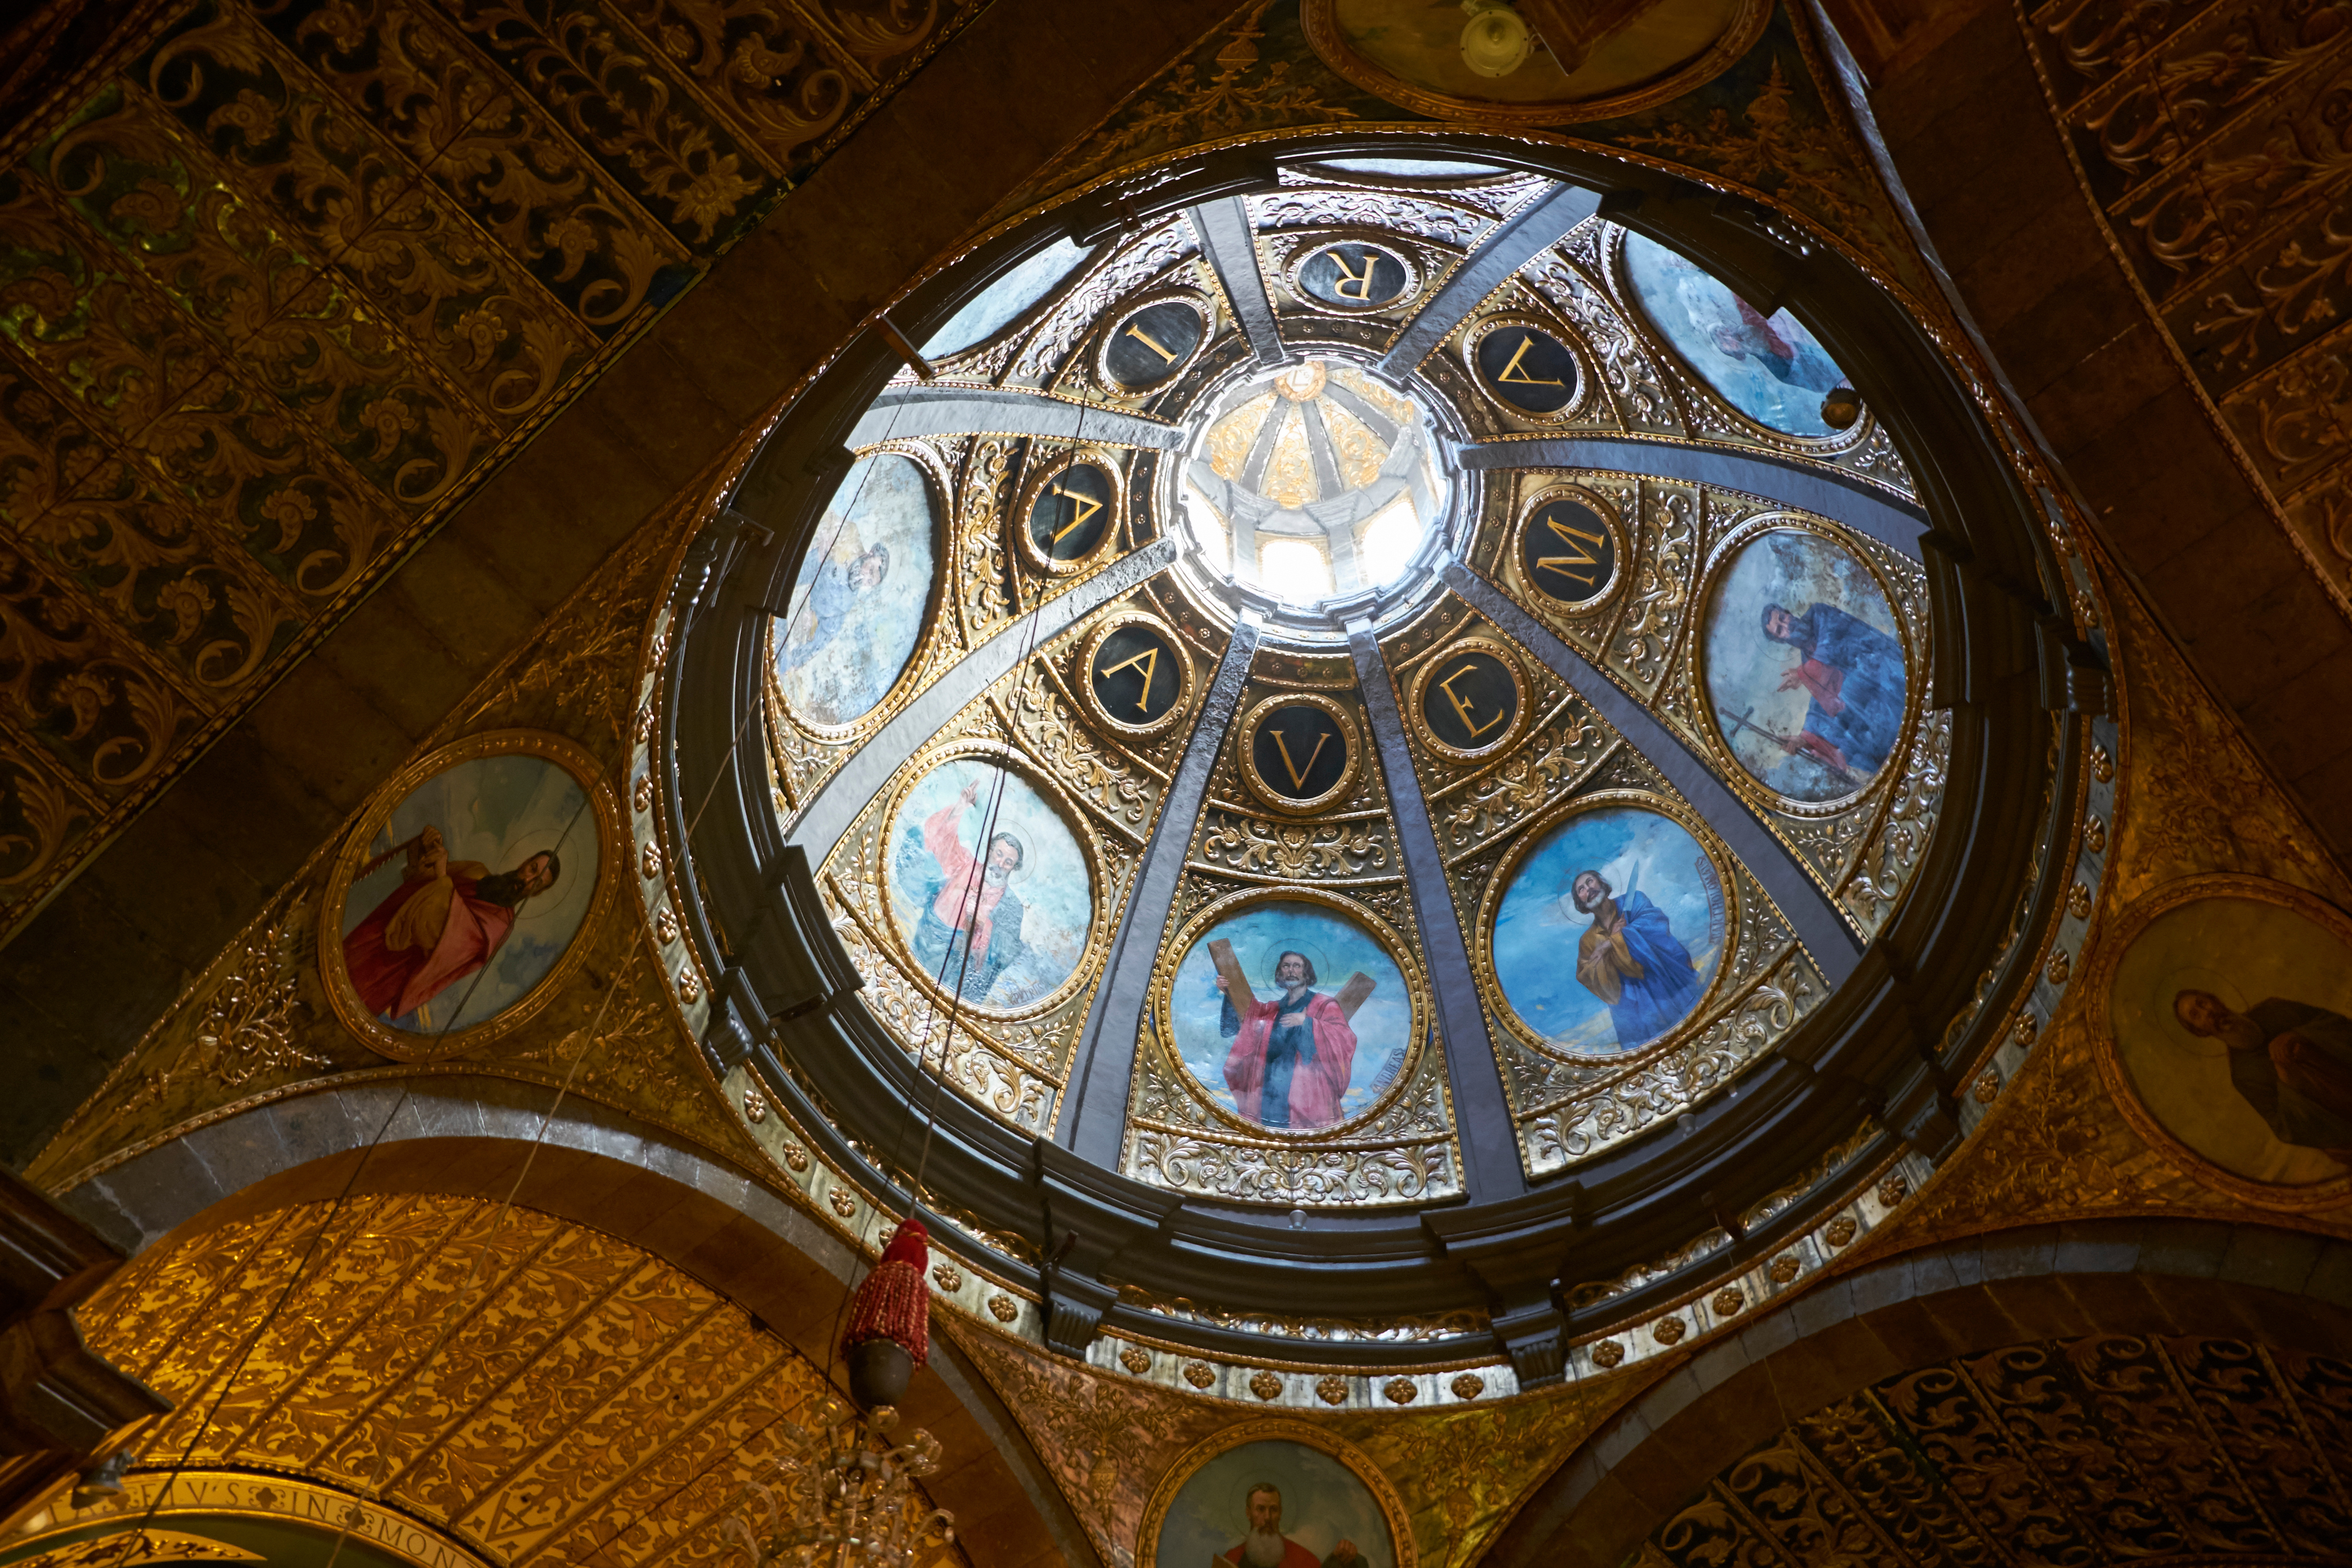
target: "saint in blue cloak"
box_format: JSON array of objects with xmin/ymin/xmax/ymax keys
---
[
  {"xmin": 1760, "ymin": 602, "xmax": 1906, "ymax": 781},
  {"xmin": 1568, "ymin": 869, "xmax": 1704, "ymax": 1048}
]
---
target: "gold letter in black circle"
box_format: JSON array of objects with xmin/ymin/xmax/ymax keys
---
[
  {"xmin": 1296, "ymin": 243, "xmax": 1410, "ymax": 310},
  {"xmin": 1028, "ymin": 462, "xmax": 1115, "ymax": 564},
  {"xmin": 1420, "ymin": 648, "xmax": 1521, "ymax": 756},
  {"xmin": 1519, "ymin": 497, "xmax": 1618, "ymax": 607},
  {"xmin": 1089, "ymin": 621, "xmax": 1182, "ymax": 726},
  {"xmin": 1102, "ymin": 301, "xmax": 1206, "ymax": 393},
  {"xmin": 1248, "ymin": 702, "xmax": 1352, "ymax": 808},
  {"xmin": 1474, "ymin": 325, "xmax": 1578, "ymax": 414}
]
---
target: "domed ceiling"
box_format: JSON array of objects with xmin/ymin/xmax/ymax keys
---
[{"xmin": 639, "ymin": 145, "xmax": 2114, "ymax": 1407}]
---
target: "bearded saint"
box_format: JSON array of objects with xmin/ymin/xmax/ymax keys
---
[
  {"xmin": 1570, "ymin": 869, "xmax": 1703, "ymax": 1048},
  {"xmin": 1219, "ymin": 951, "xmax": 1358, "ymax": 1130},
  {"xmin": 1213, "ymin": 1482, "xmax": 1364, "ymax": 1568},
  {"xmin": 343, "ymin": 826, "xmax": 558, "ymax": 1024},
  {"xmin": 2174, "ymin": 990, "xmax": 2352, "ymax": 1162},
  {"xmin": 908, "ymin": 777, "xmax": 1028, "ymax": 1001},
  {"xmin": 1759, "ymin": 602, "xmax": 1906, "ymax": 781}
]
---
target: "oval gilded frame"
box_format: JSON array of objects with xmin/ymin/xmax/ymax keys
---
[
  {"xmin": 874, "ymin": 737, "xmax": 1112, "ymax": 1023},
  {"xmin": 1150, "ymin": 884, "xmax": 1432, "ymax": 1143},
  {"xmin": 1300, "ymin": 0, "xmax": 1767, "ymax": 130},
  {"xmin": 768, "ymin": 440, "xmax": 955, "ymax": 743},
  {"xmin": 2087, "ymin": 872, "xmax": 2352, "ymax": 1213},
  {"xmin": 1686, "ymin": 512, "xmax": 1921, "ymax": 819},
  {"xmin": 1407, "ymin": 634, "xmax": 1530, "ymax": 763},
  {"xmin": 319, "ymin": 728, "xmax": 620, "ymax": 1063},
  {"xmin": 1136, "ymin": 1417, "xmax": 1416, "ymax": 1568},
  {"xmin": 1015, "ymin": 446, "xmax": 1128, "ymax": 577},
  {"xmin": 1098, "ymin": 289, "xmax": 1213, "ymax": 396},
  {"xmin": 1509, "ymin": 480, "xmax": 1630, "ymax": 617},
  {"xmin": 1237, "ymin": 691, "xmax": 1364, "ymax": 817},
  {"xmin": 1461, "ymin": 314, "xmax": 1591, "ymax": 425},
  {"xmin": 1471, "ymin": 787, "xmax": 1741, "ymax": 1066},
  {"xmin": 1279, "ymin": 232, "xmax": 1425, "ymax": 317},
  {"xmin": 1604, "ymin": 224, "xmax": 1876, "ymax": 457},
  {"xmin": 1079, "ymin": 609, "xmax": 1200, "ymax": 739}
]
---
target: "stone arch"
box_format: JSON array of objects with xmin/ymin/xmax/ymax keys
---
[
  {"xmin": 56, "ymin": 1077, "xmax": 1094, "ymax": 1568},
  {"xmin": 1487, "ymin": 1219, "xmax": 2352, "ymax": 1568}
]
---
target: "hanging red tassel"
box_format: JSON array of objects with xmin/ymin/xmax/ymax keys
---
[{"xmin": 841, "ymin": 1217, "xmax": 930, "ymax": 1366}]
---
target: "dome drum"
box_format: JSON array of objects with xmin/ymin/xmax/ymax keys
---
[{"xmin": 650, "ymin": 134, "xmax": 2108, "ymax": 1387}]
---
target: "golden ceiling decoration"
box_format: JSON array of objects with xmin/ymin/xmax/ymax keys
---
[
  {"xmin": 1640, "ymin": 1332, "xmax": 2352, "ymax": 1568},
  {"xmin": 74, "ymin": 1194, "xmax": 970, "ymax": 1568},
  {"xmin": 0, "ymin": 0, "xmax": 977, "ymax": 939}
]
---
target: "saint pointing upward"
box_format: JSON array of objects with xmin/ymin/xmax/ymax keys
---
[{"xmin": 1216, "ymin": 941, "xmax": 1375, "ymax": 1129}]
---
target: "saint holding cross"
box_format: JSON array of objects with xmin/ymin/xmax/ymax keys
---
[{"xmin": 1214, "ymin": 941, "xmax": 1375, "ymax": 1130}]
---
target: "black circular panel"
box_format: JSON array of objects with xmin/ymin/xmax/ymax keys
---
[
  {"xmin": 1296, "ymin": 243, "xmax": 1412, "ymax": 310},
  {"xmin": 1520, "ymin": 497, "xmax": 1618, "ymax": 606},
  {"xmin": 1248, "ymin": 701, "xmax": 1353, "ymax": 807},
  {"xmin": 1089, "ymin": 621, "xmax": 1183, "ymax": 727},
  {"xmin": 1102, "ymin": 301, "xmax": 1206, "ymax": 392},
  {"xmin": 1474, "ymin": 325, "xmax": 1579, "ymax": 414},
  {"xmin": 1028, "ymin": 462, "xmax": 1116, "ymax": 564},
  {"xmin": 1420, "ymin": 649, "xmax": 1520, "ymax": 754}
]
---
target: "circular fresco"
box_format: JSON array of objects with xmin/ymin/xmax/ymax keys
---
[
  {"xmin": 774, "ymin": 451, "xmax": 938, "ymax": 729},
  {"xmin": 1166, "ymin": 899, "xmax": 1414, "ymax": 1133},
  {"xmin": 2106, "ymin": 881, "xmax": 2352, "ymax": 1196},
  {"xmin": 886, "ymin": 756, "xmax": 1094, "ymax": 1011},
  {"xmin": 333, "ymin": 743, "xmax": 603, "ymax": 1047},
  {"xmin": 1490, "ymin": 805, "xmax": 1726, "ymax": 1053},
  {"xmin": 1623, "ymin": 233, "xmax": 1850, "ymax": 438},
  {"xmin": 1147, "ymin": 1433, "xmax": 1404, "ymax": 1568},
  {"xmin": 1700, "ymin": 526, "xmax": 1908, "ymax": 804}
]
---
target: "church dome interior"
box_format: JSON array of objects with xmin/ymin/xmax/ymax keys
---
[{"xmin": 2, "ymin": 3, "xmax": 2349, "ymax": 1568}]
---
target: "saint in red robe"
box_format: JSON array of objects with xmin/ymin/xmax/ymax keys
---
[
  {"xmin": 344, "ymin": 832, "xmax": 519, "ymax": 1024},
  {"xmin": 1222, "ymin": 990, "xmax": 1357, "ymax": 1129},
  {"xmin": 1215, "ymin": 1542, "xmax": 1322, "ymax": 1568}
]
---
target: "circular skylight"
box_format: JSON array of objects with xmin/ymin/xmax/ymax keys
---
[{"xmin": 1176, "ymin": 355, "xmax": 1449, "ymax": 609}]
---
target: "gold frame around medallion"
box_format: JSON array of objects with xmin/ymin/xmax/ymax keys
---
[
  {"xmin": 1236, "ymin": 691, "xmax": 1364, "ymax": 817},
  {"xmin": 1299, "ymin": 0, "xmax": 1767, "ymax": 129},
  {"xmin": 1013, "ymin": 446, "xmax": 1128, "ymax": 577},
  {"xmin": 2085, "ymin": 872, "xmax": 2352, "ymax": 1213},
  {"xmin": 1509, "ymin": 481, "xmax": 1631, "ymax": 617},
  {"xmin": 1600, "ymin": 224, "xmax": 1875, "ymax": 457},
  {"xmin": 1461, "ymin": 315, "xmax": 1593, "ymax": 425},
  {"xmin": 1277, "ymin": 232, "xmax": 1426, "ymax": 316},
  {"xmin": 872, "ymin": 736, "xmax": 1113, "ymax": 1023},
  {"xmin": 1079, "ymin": 609, "xmax": 1201, "ymax": 739},
  {"xmin": 319, "ymin": 728, "xmax": 621, "ymax": 1064},
  {"xmin": 769, "ymin": 439, "xmax": 959, "ymax": 744},
  {"xmin": 1096, "ymin": 289, "xmax": 1214, "ymax": 396},
  {"xmin": 1133, "ymin": 1416, "xmax": 1417, "ymax": 1568},
  {"xmin": 1148, "ymin": 883, "xmax": 1432, "ymax": 1143},
  {"xmin": 1684, "ymin": 511, "xmax": 1921, "ymax": 820},
  {"xmin": 7, "ymin": 1471, "xmax": 493, "ymax": 1568},
  {"xmin": 1406, "ymin": 635, "xmax": 1530, "ymax": 763},
  {"xmin": 1471, "ymin": 787, "xmax": 1741, "ymax": 1067}
]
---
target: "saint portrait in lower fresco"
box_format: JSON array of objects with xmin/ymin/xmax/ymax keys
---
[
  {"xmin": 1150, "ymin": 1437, "xmax": 1397, "ymax": 1568},
  {"xmin": 2107, "ymin": 882, "xmax": 2352, "ymax": 1189}
]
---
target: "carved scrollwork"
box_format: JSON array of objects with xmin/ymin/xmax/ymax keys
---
[
  {"xmin": 1434, "ymin": 711, "xmax": 1613, "ymax": 857},
  {"xmin": 1198, "ymin": 814, "xmax": 1389, "ymax": 878}
]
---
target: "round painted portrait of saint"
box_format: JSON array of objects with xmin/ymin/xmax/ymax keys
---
[
  {"xmin": 1700, "ymin": 527, "xmax": 1909, "ymax": 804},
  {"xmin": 1623, "ymin": 233, "xmax": 1851, "ymax": 438},
  {"xmin": 2106, "ymin": 882, "xmax": 2352, "ymax": 1195},
  {"xmin": 774, "ymin": 452, "xmax": 938, "ymax": 729},
  {"xmin": 332, "ymin": 742, "xmax": 604, "ymax": 1047},
  {"xmin": 1489, "ymin": 805, "xmax": 1726, "ymax": 1054},
  {"xmin": 1166, "ymin": 899, "xmax": 1414, "ymax": 1132},
  {"xmin": 1149, "ymin": 1435, "xmax": 1402, "ymax": 1568},
  {"xmin": 886, "ymin": 757, "xmax": 1094, "ymax": 1011}
]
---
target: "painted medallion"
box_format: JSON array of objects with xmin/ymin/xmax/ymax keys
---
[
  {"xmin": 1151, "ymin": 1437, "xmax": 1400, "ymax": 1568},
  {"xmin": 1490, "ymin": 806, "xmax": 1725, "ymax": 1053},
  {"xmin": 1623, "ymin": 233, "xmax": 1850, "ymax": 438},
  {"xmin": 336, "ymin": 750, "xmax": 600, "ymax": 1040},
  {"xmin": 886, "ymin": 758, "xmax": 1093, "ymax": 1010},
  {"xmin": 2106, "ymin": 882, "xmax": 2352, "ymax": 1192},
  {"xmin": 1167, "ymin": 900, "xmax": 1413, "ymax": 1132},
  {"xmin": 1700, "ymin": 528, "xmax": 1908, "ymax": 803},
  {"xmin": 775, "ymin": 452, "xmax": 938, "ymax": 728}
]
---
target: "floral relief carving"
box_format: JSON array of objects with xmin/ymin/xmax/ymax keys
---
[{"xmin": 1200, "ymin": 813, "xmax": 1388, "ymax": 878}]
